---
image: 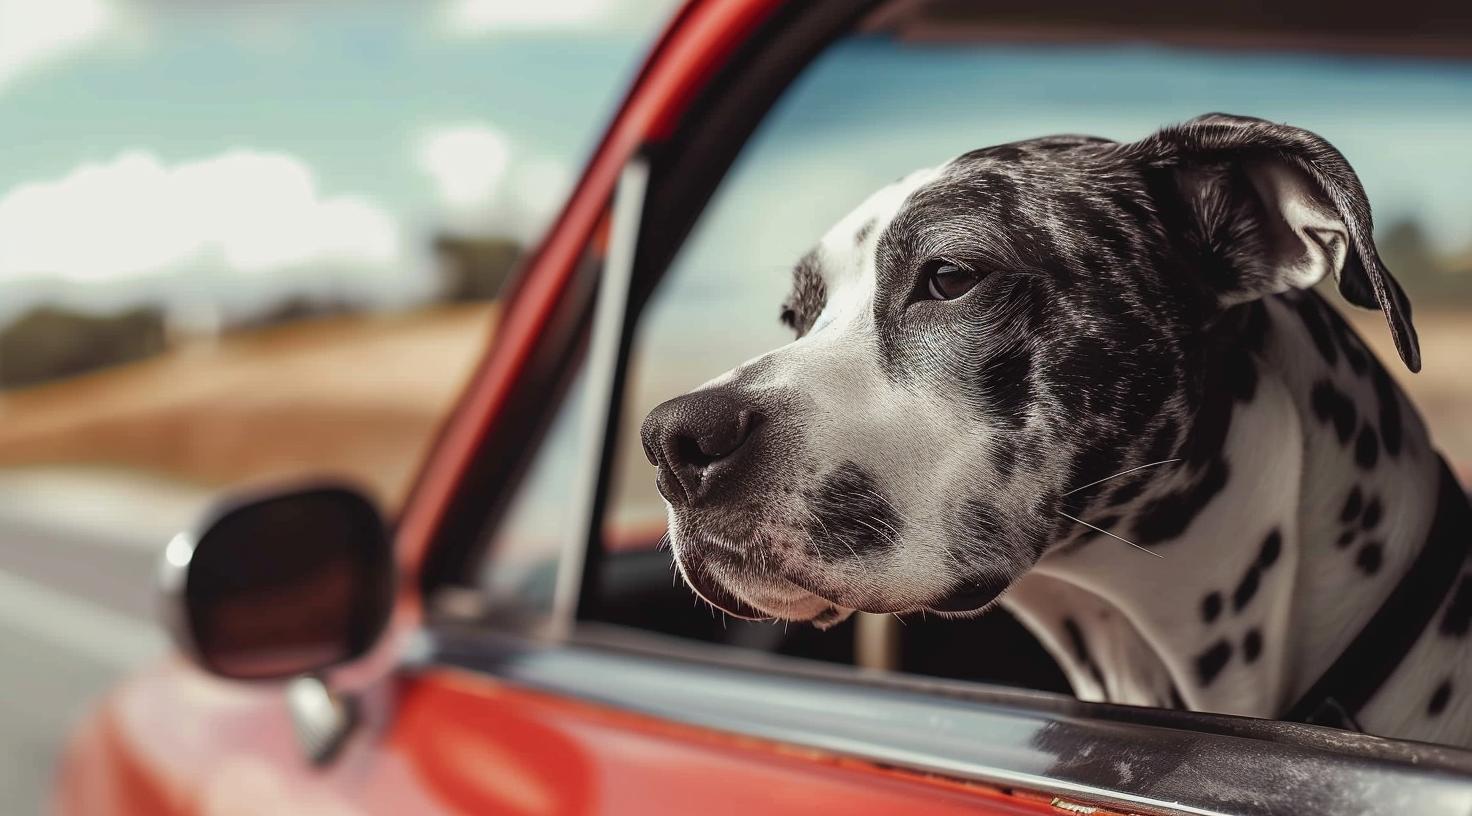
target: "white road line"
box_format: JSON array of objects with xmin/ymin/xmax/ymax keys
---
[{"xmin": 0, "ymin": 568, "xmax": 166, "ymax": 669}]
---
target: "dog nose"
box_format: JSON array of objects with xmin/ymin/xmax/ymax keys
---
[{"xmin": 641, "ymin": 389, "xmax": 762, "ymax": 507}]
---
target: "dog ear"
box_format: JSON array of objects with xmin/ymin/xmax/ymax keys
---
[{"xmin": 1122, "ymin": 113, "xmax": 1420, "ymax": 372}]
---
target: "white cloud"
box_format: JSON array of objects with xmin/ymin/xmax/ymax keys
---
[
  {"xmin": 0, "ymin": 150, "xmax": 404, "ymax": 313},
  {"xmin": 440, "ymin": 0, "xmax": 676, "ymax": 36},
  {"xmin": 415, "ymin": 123, "xmax": 573, "ymax": 242},
  {"xmin": 0, "ymin": 0, "xmax": 115, "ymax": 91},
  {"xmin": 416, "ymin": 125, "xmax": 510, "ymax": 209}
]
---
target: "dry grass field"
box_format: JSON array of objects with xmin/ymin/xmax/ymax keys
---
[
  {"xmin": 1345, "ymin": 309, "xmax": 1472, "ymax": 472},
  {"xmin": 0, "ymin": 303, "xmax": 497, "ymax": 508},
  {"xmin": 0, "ymin": 301, "xmax": 1465, "ymax": 520}
]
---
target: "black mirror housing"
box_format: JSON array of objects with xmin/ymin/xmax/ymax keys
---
[{"xmin": 160, "ymin": 484, "xmax": 395, "ymax": 681}]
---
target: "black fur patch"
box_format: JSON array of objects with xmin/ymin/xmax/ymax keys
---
[
  {"xmin": 976, "ymin": 342, "xmax": 1035, "ymax": 430},
  {"xmin": 1201, "ymin": 591, "xmax": 1222, "ymax": 623},
  {"xmin": 1360, "ymin": 497, "xmax": 1382, "ymax": 531},
  {"xmin": 1441, "ymin": 575, "xmax": 1472, "ymax": 638},
  {"xmin": 1243, "ymin": 628, "xmax": 1263, "ymax": 663},
  {"xmin": 1311, "ymin": 381, "xmax": 1357, "ymax": 444},
  {"xmin": 1355, "ymin": 542, "xmax": 1383, "ymax": 575},
  {"xmin": 1335, "ymin": 530, "xmax": 1355, "ymax": 549},
  {"xmin": 781, "ymin": 250, "xmax": 827, "ymax": 336},
  {"xmin": 854, "ymin": 218, "xmax": 877, "ymax": 246},
  {"xmin": 1063, "ymin": 617, "xmax": 1107, "ymax": 690},
  {"xmin": 1294, "ymin": 294, "xmax": 1338, "ymax": 367},
  {"xmin": 1258, "ymin": 529, "xmax": 1282, "ymax": 567},
  {"xmin": 801, "ymin": 462, "xmax": 901, "ymax": 562},
  {"xmin": 1132, "ymin": 458, "xmax": 1228, "ymax": 545},
  {"xmin": 1222, "ymin": 346, "xmax": 1257, "ymax": 402},
  {"xmin": 1195, "ymin": 639, "xmax": 1233, "ymax": 686},
  {"xmin": 1428, "ymin": 679, "xmax": 1453, "ymax": 716},
  {"xmin": 1340, "ymin": 486, "xmax": 1363, "ymax": 523},
  {"xmin": 1354, "ymin": 425, "xmax": 1380, "ymax": 469},
  {"xmin": 1232, "ymin": 565, "xmax": 1260, "ymax": 612}
]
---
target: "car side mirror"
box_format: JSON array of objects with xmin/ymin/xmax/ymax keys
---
[{"xmin": 160, "ymin": 484, "xmax": 395, "ymax": 682}]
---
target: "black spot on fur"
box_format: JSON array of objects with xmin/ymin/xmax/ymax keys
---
[
  {"xmin": 1361, "ymin": 497, "xmax": 1382, "ymax": 531},
  {"xmin": 1355, "ymin": 425, "xmax": 1379, "ymax": 469},
  {"xmin": 1201, "ymin": 591, "xmax": 1222, "ymax": 623},
  {"xmin": 1133, "ymin": 458, "xmax": 1228, "ymax": 545},
  {"xmin": 1232, "ymin": 566, "xmax": 1260, "ymax": 612},
  {"xmin": 1295, "ymin": 295, "xmax": 1338, "ymax": 367},
  {"xmin": 1243, "ymin": 629, "xmax": 1263, "ymax": 663},
  {"xmin": 1371, "ymin": 367, "xmax": 1403, "ymax": 458},
  {"xmin": 1072, "ymin": 514, "xmax": 1120, "ymax": 545},
  {"xmin": 1195, "ymin": 639, "xmax": 1233, "ymax": 686},
  {"xmin": 977, "ymin": 343, "xmax": 1034, "ymax": 430},
  {"xmin": 992, "ymin": 438, "xmax": 1018, "ymax": 481},
  {"xmin": 1428, "ymin": 679, "xmax": 1453, "ymax": 716},
  {"xmin": 854, "ymin": 218, "xmax": 877, "ymax": 246},
  {"xmin": 801, "ymin": 463, "xmax": 901, "ymax": 562},
  {"xmin": 1355, "ymin": 542, "xmax": 1383, "ymax": 575},
  {"xmin": 1222, "ymin": 346, "xmax": 1257, "ymax": 402},
  {"xmin": 1339, "ymin": 486, "xmax": 1363, "ymax": 524},
  {"xmin": 1441, "ymin": 575, "xmax": 1472, "ymax": 638},
  {"xmin": 1335, "ymin": 530, "xmax": 1355, "ymax": 549},
  {"xmin": 1063, "ymin": 617, "xmax": 1107, "ymax": 690},
  {"xmin": 782, "ymin": 250, "xmax": 828, "ymax": 336},
  {"xmin": 1237, "ymin": 300, "xmax": 1271, "ymax": 352},
  {"xmin": 1311, "ymin": 381, "xmax": 1357, "ymax": 444},
  {"xmin": 1258, "ymin": 529, "xmax": 1281, "ymax": 568}
]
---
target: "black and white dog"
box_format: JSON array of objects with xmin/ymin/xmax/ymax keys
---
[{"xmin": 641, "ymin": 114, "xmax": 1472, "ymax": 746}]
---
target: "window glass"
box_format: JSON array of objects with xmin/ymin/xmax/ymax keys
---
[
  {"xmin": 600, "ymin": 34, "xmax": 1472, "ymax": 669},
  {"xmin": 470, "ymin": 364, "xmax": 588, "ymax": 629}
]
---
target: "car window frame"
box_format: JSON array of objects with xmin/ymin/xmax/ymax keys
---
[{"xmin": 420, "ymin": 2, "xmax": 1472, "ymax": 812}]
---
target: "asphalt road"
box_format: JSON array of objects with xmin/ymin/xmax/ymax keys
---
[{"xmin": 0, "ymin": 514, "xmax": 174, "ymax": 814}]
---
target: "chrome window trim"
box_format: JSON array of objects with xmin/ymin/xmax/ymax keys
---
[
  {"xmin": 426, "ymin": 624, "xmax": 1472, "ymax": 816},
  {"xmin": 549, "ymin": 158, "xmax": 650, "ymax": 637}
]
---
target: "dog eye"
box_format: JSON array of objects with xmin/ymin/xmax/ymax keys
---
[
  {"xmin": 922, "ymin": 259, "xmax": 982, "ymax": 300},
  {"xmin": 779, "ymin": 306, "xmax": 798, "ymax": 330}
]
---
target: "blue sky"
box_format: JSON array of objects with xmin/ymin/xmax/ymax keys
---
[{"xmin": 4, "ymin": 3, "xmax": 1471, "ymax": 331}]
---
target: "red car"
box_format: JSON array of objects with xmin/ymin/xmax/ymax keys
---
[{"xmin": 56, "ymin": 1, "xmax": 1472, "ymax": 813}]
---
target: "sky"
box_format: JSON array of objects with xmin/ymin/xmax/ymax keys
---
[
  {"xmin": 3, "ymin": 2, "xmax": 1471, "ymax": 331},
  {"xmin": 0, "ymin": 0, "xmax": 675, "ymax": 323}
]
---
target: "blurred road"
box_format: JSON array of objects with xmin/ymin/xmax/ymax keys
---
[{"xmin": 0, "ymin": 471, "xmax": 203, "ymax": 815}]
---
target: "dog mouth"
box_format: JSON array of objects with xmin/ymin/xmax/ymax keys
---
[{"xmin": 673, "ymin": 547, "xmax": 854, "ymax": 625}]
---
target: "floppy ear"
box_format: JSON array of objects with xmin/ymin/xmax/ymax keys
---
[{"xmin": 1121, "ymin": 113, "xmax": 1420, "ymax": 372}]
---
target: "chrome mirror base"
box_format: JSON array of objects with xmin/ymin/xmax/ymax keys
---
[{"xmin": 286, "ymin": 674, "xmax": 358, "ymax": 766}]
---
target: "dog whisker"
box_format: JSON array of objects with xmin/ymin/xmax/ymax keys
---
[
  {"xmin": 1057, "ymin": 511, "xmax": 1163, "ymax": 558},
  {"xmin": 1061, "ymin": 458, "xmax": 1182, "ymax": 497}
]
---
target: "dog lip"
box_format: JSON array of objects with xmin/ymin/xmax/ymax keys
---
[
  {"xmin": 926, "ymin": 576, "xmax": 1009, "ymax": 613},
  {"xmin": 674, "ymin": 551, "xmax": 774, "ymax": 622}
]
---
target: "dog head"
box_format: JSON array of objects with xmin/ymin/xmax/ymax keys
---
[{"xmin": 641, "ymin": 113, "xmax": 1417, "ymax": 626}]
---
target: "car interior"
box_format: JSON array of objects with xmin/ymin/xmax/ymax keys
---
[{"xmin": 428, "ymin": 0, "xmax": 1472, "ymax": 731}]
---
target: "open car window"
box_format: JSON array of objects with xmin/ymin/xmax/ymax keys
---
[
  {"xmin": 590, "ymin": 14, "xmax": 1472, "ymax": 699},
  {"xmin": 434, "ymin": 2, "xmax": 1472, "ymax": 810}
]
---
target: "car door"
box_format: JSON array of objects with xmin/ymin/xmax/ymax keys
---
[{"xmin": 58, "ymin": 1, "xmax": 1472, "ymax": 814}]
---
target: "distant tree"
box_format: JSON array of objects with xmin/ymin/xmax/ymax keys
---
[
  {"xmin": 433, "ymin": 234, "xmax": 522, "ymax": 301},
  {"xmin": 0, "ymin": 306, "xmax": 167, "ymax": 389},
  {"xmin": 1376, "ymin": 219, "xmax": 1439, "ymax": 283}
]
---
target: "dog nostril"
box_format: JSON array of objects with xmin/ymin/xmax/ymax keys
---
[{"xmin": 677, "ymin": 434, "xmax": 720, "ymax": 470}]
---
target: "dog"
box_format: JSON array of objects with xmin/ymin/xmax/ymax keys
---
[{"xmin": 640, "ymin": 113, "xmax": 1472, "ymax": 747}]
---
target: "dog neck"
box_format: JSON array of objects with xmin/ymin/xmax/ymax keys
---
[{"xmin": 1006, "ymin": 290, "xmax": 1442, "ymax": 718}]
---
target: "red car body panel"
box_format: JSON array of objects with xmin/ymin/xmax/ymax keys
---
[
  {"xmin": 57, "ymin": 662, "xmax": 1059, "ymax": 815},
  {"xmin": 52, "ymin": 1, "xmax": 1072, "ymax": 813}
]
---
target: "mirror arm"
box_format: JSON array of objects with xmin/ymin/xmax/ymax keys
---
[{"xmin": 285, "ymin": 673, "xmax": 359, "ymax": 767}]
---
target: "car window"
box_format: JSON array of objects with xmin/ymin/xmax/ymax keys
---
[{"xmin": 597, "ymin": 32, "xmax": 1472, "ymax": 680}]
